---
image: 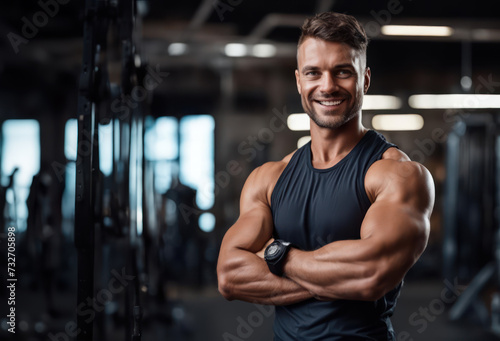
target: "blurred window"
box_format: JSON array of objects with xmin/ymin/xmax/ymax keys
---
[{"xmin": 1, "ymin": 119, "xmax": 41, "ymax": 232}]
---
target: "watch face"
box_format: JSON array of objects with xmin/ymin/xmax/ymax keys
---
[{"xmin": 267, "ymin": 244, "xmax": 279, "ymax": 257}]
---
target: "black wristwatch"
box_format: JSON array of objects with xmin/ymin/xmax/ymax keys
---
[{"xmin": 264, "ymin": 239, "xmax": 292, "ymax": 276}]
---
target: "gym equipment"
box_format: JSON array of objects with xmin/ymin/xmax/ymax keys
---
[
  {"xmin": 75, "ymin": 0, "xmax": 149, "ymax": 340},
  {"xmin": 443, "ymin": 115, "xmax": 497, "ymax": 285},
  {"xmin": 443, "ymin": 114, "xmax": 500, "ymax": 330}
]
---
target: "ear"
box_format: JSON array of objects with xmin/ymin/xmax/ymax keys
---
[
  {"xmin": 364, "ymin": 67, "xmax": 371, "ymax": 94},
  {"xmin": 295, "ymin": 69, "xmax": 302, "ymax": 95}
]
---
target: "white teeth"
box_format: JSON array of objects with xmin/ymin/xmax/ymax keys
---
[{"xmin": 318, "ymin": 100, "xmax": 342, "ymax": 106}]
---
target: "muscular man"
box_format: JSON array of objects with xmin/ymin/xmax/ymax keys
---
[{"xmin": 217, "ymin": 12, "xmax": 434, "ymax": 340}]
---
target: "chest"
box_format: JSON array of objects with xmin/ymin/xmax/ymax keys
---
[{"xmin": 271, "ymin": 163, "xmax": 370, "ymax": 250}]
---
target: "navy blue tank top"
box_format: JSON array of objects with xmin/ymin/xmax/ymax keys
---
[{"xmin": 271, "ymin": 130, "xmax": 400, "ymax": 341}]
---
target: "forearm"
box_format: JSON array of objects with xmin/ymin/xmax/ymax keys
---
[
  {"xmin": 218, "ymin": 249, "xmax": 313, "ymax": 305},
  {"xmin": 283, "ymin": 200, "xmax": 429, "ymax": 301},
  {"xmin": 283, "ymin": 240, "xmax": 385, "ymax": 301}
]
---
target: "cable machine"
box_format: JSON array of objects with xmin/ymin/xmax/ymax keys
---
[
  {"xmin": 443, "ymin": 114, "xmax": 500, "ymax": 332},
  {"xmin": 75, "ymin": 0, "xmax": 151, "ymax": 339}
]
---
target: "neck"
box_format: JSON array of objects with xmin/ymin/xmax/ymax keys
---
[{"xmin": 309, "ymin": 115, "xmax": 367, "ymax": 169}]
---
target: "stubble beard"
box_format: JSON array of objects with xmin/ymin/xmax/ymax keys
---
[{"xmin": 304, "ymin": 91, "xmax": 363, "ymax": 129}]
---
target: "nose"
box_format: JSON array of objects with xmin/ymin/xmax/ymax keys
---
[{"xmin": 318, "ymin": 72, "xmax": 339, "ymax": 94}]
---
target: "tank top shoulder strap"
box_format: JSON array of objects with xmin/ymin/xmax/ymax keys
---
[
  {"xmin": 270, "ymin": 143, "xmax": 309, "ymax": 208},
  {"xmin": 354, "ymin": 130, "xmax": 399, "ymax": 208},
  {"xmin": 361, "ymin": 130, "xmax": 398, "ymax": 172}
]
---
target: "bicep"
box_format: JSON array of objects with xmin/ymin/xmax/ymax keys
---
[
  {"xmin": 360, "ymin": 200, "xmax": 430, "ymax": 268},
  {"xmin": 220, "ymin": 205, "xmax": 274, "ymax": 254},
  {"xmin": 219, "ymin": 167, "xmax": 275, "ymax": 255},
  {"xmin": 360, "ymin": 161, "xmax": 434, "ymax": 277}
]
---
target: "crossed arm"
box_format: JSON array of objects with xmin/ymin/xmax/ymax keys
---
[
  {"xmin": 216, "ymin": 164, "xmax": 314, "ymax": 305},
  {"xmin": 217, "ymin": 157, "xmax": 435, "ymax": 305}
]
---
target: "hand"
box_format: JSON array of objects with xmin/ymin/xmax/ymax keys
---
[{"xmin": 256, "ymin": 238, "xmax": 274, "ymax": 259}]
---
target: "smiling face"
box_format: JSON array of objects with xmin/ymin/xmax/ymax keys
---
[{"xmin": 295, "ymin": 37, "xmax": 371, "ymax": 130}]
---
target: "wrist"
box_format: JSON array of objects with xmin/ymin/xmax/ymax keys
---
[
  {"xmin": 282, "ymin": 247, "xmax": 299, "ymax": 278},
  {"xmin": 264, "ymin": 239, "xmax": 293, "ymax": 276}
]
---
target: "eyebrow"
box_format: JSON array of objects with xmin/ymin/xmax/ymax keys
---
[{"xmin": 301, "ymin": 63, "xmax": 355, "ymax": 74}]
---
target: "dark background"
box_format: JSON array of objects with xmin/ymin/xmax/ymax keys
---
[{"xmin": 1, "ymin": 0, "xmax": 500, "ymax": 340}]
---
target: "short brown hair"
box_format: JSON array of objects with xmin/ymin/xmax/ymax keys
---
[{"xmin": 298, "ymin": 12, "xmax": 369, "ymax": 55}]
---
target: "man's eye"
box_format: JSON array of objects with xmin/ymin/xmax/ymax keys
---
[
  {"xmin": 336, "ymin": 70, "xmax": 353, "ymax": 78},
  {"xmin": 305, "ymin": 71, "xmax": 319, "ymax": 76}
]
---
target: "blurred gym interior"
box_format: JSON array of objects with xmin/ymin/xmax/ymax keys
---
[{"xmin": 1, "ymin": 0, "xmax": 500, "ymax": 340}]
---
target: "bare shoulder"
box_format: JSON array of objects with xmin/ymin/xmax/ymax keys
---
[
  {"xmin": 281, "ymin": 149, "xmax": 297, "ymax": 163},
  {"xmin": 381, "ymin": 146, "xmax": 410, "ymax": 162},
  {"xmin": 243, "ymin": 150, "xmax": 297, "ymax": 206},
  {"xmin": 365, "ymin": 147, "xmax": 435, "ymax": 216}
]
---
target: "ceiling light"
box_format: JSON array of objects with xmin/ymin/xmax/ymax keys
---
[
  {"xmin": 381, "ymin": 25, "xmax": 454, "ymax": 37},
  {"xmin": 460, "ymin": 76, "xmax": 472, "ymax": 91},
  {"xmin": 168, "ymin": 43, "xmax": 188, "ymax": 56},
  {"xmin": 224, "ymin": 43, "xmax": 247, "ymax": 57},
  {"xmin": 363, "ymin": 95, "xmax": 402, "ymax": 110},
  {"xmin": 297, "ymin": 136, "xmax": 311, "ymax": 148},
  {"xmin": 252, "ymin": 44, "xmax": 277, "ymax": 58},
  {"xmin": 409, "ymin": 94, "xmax": 500, "ymax": 109},
  {"xmin": 287, "ymin": 113, "xmax": 309, "ymax": 131},
  {"xmin": 372, "ymin": 114, "xmax": 424, "ymax": 131}
]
